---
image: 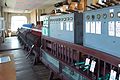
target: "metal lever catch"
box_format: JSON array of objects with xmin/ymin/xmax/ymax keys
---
[
  {"xmin": 98, "ymin": 73, "xmax": 110, "ymax": 80},
  {"xmin": 74, "ymin": 61, "xmax": 90, "ymax": 71}
]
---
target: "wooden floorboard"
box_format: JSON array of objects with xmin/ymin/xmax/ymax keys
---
[{"xmin": 0, "ymin": 37, "xmax": 50, "ymax": 80}]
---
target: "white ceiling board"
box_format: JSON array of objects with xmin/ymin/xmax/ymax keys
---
[
  {"xmin": 14, "ymin": 0, "xmax": 64, "ymax": 9},
  {"xmin": 6, "ymin": 0, "xmax": 16, "ymax": 8},
  {"xmin": 0, "ymin": 0, "xmax": 5, "ymax": 7},
  {"xmin": 3, "ymin": 0, "xmax": 65, "ymax": 13},
  {"xmin": 3, "ymin": 8, "xmax": 32, "ymax": 13}
]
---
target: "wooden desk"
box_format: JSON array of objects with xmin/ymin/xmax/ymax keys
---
[{"xmin": 0, "ymin": 53, "xmax": 16, "ymax": 80}]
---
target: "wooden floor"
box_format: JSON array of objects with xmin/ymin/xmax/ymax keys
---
[{"xmin": 0, "ymin": 37, "xmax": 50, "ymax": 80}]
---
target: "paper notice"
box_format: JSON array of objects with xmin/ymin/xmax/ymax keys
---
[
  {"xmin": 66, "ymin": 22, "xmax": 69, "ymax": 31},
  {"xmin": 108, "ymin": 21, "xmax": 115, "ymax": 36},
  {"xmin": 70, "ymin": 22, "xmax": 73, "ymax": 31},
  {"xmin": 109, "ymin": 70, "xmax": 117, "ymax": 80},
  {"xmin": 60, "ymin": 22, "xmax": 64, "ymax": 30},
  {"xmin": 91, "ymin": 22, "xmax": 96, "ymax": 34},
  {"xmin": 96, "ymin": 21, "xmax": 101, "ymax": 34},
  {"xmin": 85, "ymin": 58, "xmax": 90, "ymax": 66},
  {"xmin": 116, "ymin": 21, "xmax": 120, "ymax": 37},
  {"xmin": 90, "ymin": 60, "xmax": 96, "ymax": 73},
  {"xmin": 86, "ymin": 22, "xmax": 90, "ymax": 33},
  {"xmin": 0, "ymin": 56, "xmax": 11, "ymax": 63}
]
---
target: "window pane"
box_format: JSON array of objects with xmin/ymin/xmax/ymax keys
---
[{"xmin": 11, "ymin": 16, "xmax": 27, "ymax": 31}]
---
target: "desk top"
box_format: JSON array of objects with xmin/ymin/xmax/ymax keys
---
[{"xmin": 0, "ymin": 53, "xmax": 16, "ymax": 80}]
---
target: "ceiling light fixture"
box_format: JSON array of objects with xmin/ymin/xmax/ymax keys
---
[{"xmin": 5, "ymin": 3, "xmax": 7, "ymax": 6}]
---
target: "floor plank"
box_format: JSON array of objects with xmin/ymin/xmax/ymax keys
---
[{"xmin": 0, "ymin": 37, "xmax": 50, "ymax": 80}]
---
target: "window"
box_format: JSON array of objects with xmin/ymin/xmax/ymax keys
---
[{"xmin": 11, "ymin": 16, "xmax": 27, "ymax": 31}]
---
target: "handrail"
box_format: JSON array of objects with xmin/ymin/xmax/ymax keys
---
[
  {"xmin": 41, "ymin": 48, "xmax": 92, "ymax": 80},
  {"xmin": 42, "ymin": 36, "xmax": 120, "ymax": 66},
  {"xmin": 41, "ymin": 36, "xmax": 120, "ymax": 80}
]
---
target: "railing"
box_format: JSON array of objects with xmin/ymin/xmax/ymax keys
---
[
  {"xmin": 17, "ymin": 28, "xmax": 42, "ymax": 65},
  {"xmin": 41, "ymin": 36, "xmax": 120, "ymax": 80}
]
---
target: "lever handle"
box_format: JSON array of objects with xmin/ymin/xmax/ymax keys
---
[
  {"xmin": 74, "ymin": 62, "xmax": 85, "ymax": 66},
  {"xmin": 98, "ymin": 73, "xmax": 110, "ymax": 80}
]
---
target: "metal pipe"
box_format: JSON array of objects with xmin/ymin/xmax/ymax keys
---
[
  {"xmin": 86, "ymin": 6, "xmax": 96, "ymax": 10},
  {"xmin": 90, "ymin": 4, "xmax": 101, "ymax": 9},
  {"xmin": 96, "ymin": 3, "xmax": 106, "ymax": 8}
]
